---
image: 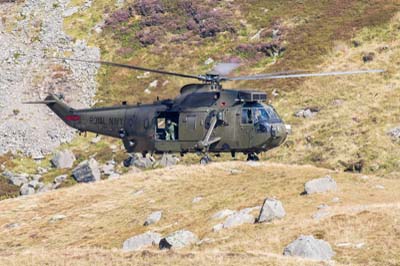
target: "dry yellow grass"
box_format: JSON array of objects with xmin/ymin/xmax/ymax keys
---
[{"xmin": 0, "ymin": 162, "xmax": 399, "ymax": 265}]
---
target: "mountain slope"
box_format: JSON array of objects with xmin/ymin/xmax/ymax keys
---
[{"xmin": 0, "ymin": 162, "xmax": 399, "ymax": 265}]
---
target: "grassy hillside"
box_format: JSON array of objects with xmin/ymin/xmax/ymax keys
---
[{"xmin": 0, "ymin": 162, "xmax": 399, "ymax": 265}]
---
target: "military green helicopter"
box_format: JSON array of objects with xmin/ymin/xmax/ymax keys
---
[{"xmin": 26, "ymin": 58, "xmax": 383, "ymax": 165}]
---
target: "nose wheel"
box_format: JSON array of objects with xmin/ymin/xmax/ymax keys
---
[
  {"xmin": 123, "ymin": 155, "xmax": 134, "ymax": 167},
  {"xmin": 247, "ymin": 153, "xmax": 260, "ymax": 161}
]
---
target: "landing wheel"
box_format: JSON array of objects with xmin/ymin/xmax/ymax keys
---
[
  {"xmin": 247, "ymin": 153, "xmax": 260, "ymax": 161},
  {"xmin": 123, "ymin": 156, "xmax": 133, "ymax": 167},
  {"xmin": 200, "ymin": 155, "xmax": 212, "ymax": 165}
]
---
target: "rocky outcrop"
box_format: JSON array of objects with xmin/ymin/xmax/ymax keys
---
[
  {"xmin": 304, "ymin": 176, "xmax": 337, "ymax": 195},
  {"xmin": 283, "ymin": 235, "xmax": 335, "ymax": 261},
  {"xmin": 256, "ymin": 198, "xmax": 286, "ymax": 223},
  {"xmin": 159, "ymin": 230, "xmax": 199, "ymax": 249},
  {"xmin": 122, "ymin": 232, "xmax": 161, "ymax": 251},
  {"xmin": 0, "ymin": 0, "xmax": 100, "ymax": 157},
  {"xmin": 72, "ymin": 158, "xmax": 101, "ymax": 183}
]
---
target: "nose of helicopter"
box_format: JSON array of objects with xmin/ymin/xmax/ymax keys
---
[{"xmin": 267, "ymin": 122, "xmax": 290, "ymax": 147}]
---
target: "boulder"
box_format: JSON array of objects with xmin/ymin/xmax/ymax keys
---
[
  {"xmin": 211, "ymin": 209, "xmax": 235, "ymax": 220},
  {"xmin": 51, "ymin": 150, "xmax": 76, "ymax": 169},
  {"xmin": 283, "ymin": 235, "xmax": 335, "ymax": 261},
  {"xmin": 257, "ymin": 198, "xmax": 286, "ymax": 223},
  {"xmin": 223, "ymin": 212, "xmax": 255, "ymax": 228},
  {"xmin": 159, "ymin": 230, "xmax": 199, "ymax": 249},
  {"xmin": 72, "ymin": 158, "xmax": 101, "ymax": 183},
  {"xmin": 122, "ymin": 231, "xmax": 162, "ymax": 251},
  {"xmin": 304, "ymin": 175, "xmax": 337, "ymax": 195},
  {"xmin": 20, "ymin": 183, "xmax": 35, "ymax": 196},
  {"xmin": 144, "ymin": 211, "xmax": 163, "ymax": 226},
  {"xmin": 159, "ymin": 153, "xmax": 179, "ymax": 167}
]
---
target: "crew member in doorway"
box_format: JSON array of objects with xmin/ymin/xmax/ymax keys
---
[{"xmin": 165, "ymin": 119, "xmax": 177, "ymax": 140}]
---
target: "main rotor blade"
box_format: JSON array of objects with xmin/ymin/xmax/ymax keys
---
[
  {"xmin": 228, "ymin": 69, "xmax": 385, "ymax": 81},
  {"xmin": 50, "ymin": 57, "xmax": 203, "ymax": 81}
]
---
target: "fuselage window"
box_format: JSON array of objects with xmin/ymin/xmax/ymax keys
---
[{"xmin": 241, "ymin": 108, "xmax": 253, "ymax": 124}]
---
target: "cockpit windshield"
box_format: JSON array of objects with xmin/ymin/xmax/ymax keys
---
[{"xmin": 241, "ymin": 103, "xmax": 281, "ymax": 124}]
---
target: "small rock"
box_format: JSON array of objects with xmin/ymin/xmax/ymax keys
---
[
  {"xmin": 144, "ymin": 211, "xmax": 163, "ymax": 226},
  {"xmin": 72, "ymin": 158, "xmax": 101, "ymax": 183},
  {"xmin": 294, "ymin": 107, "xmax": 319, "ymax": 118},
  {"xmin": 20, "ymin": 183, "xmax": 35, "ymax": 196},
  {"xmin": 223, "ymin": 212, "xmax": 255, "ymax": 228},
  {"xmin": 159, "ymin": 230, "xmax": 199, "ymax": 249},
  {"xmin": 312, "ymin": 209, "xmax": 330, "ymax": 220},
  {"xmin": 304, "ymin": 175, "xmax": 337, "ymax": 195},
  {"xmin": 4, "ymin": 223, "xmax": 20, "ymax": 229},
  {"xmin": 38, "ymin": 184, "xmax": 53, "ymax": 193},
  {"xmin": 36, "ymin": 167, "xmax": 48, "ymax": 174},
  {"xmin": 192, "ymin": 196, "xmax": 203, "ymax": 204},
  {"xmin": 54, "ymin": 174, "xmax": 68, "ymax": 184},
  {"xmin": 257, "ymin": 198, "xmax": 286, "ymax": 223},
  {"xmin": 388, "ymin": 127, "xmax": 400, "ymax": 139},
  {"xmin": 212, "ymin": 223, "xmax": 223, "ymax": 232},
  {"xmin": 132, "ymin": 154, "xmax": 153, "ymax": 169},
  {"xmin": 101, "ymin": 162, "xmax": 115, "ymax": 176},
  {"xmin": 137, "ymin": 72, "xmax": 150, "ymax": 79},
  {"xmin": 159, "ymin": 153, "xmax": 179, "ymax": 167},
  {"xmin": 51, "ymin": 150, "xmax": 76, "ymax": 169},
  {"xmin": 375, "ymin": 185, "xmax": 385, "ymax": 190},
  {"xmin": 149, "ymin": 80, "xmax": 158, "ymax": 88},
  {"xmin": 360, "ymin": 175, "xmax": 369, "ymax": 180},
  {"xmin": 91, "ymin": 136, "xmax": 101, "ymax": 144},
  {"xmin": 211, "ymin": 209, "xmax": 235, "ymax": 220},
  {"xmin": 49, "ymin": 214, "xmax": 66, "ymax": 222},
  {"xmin": 336, "ymin": 242, "xmax": 352, "ymax": 248},
  {"xmin": 332, "ymin": 197, "xmax": 340, "ymax": 203},
  {"xmin": 132, "ymin": 189, "xmax": 144, "ymax": 196},
  {"xmin": 355, "ymin": 242, "xmax": 365, "ymax": 249},
  {"xmin": 332, "ymin": 99, "xmax": 344, "ymax": 106},
  {"xmin": 63, "ymin": 6, "xmax": 79, "ymax": 17},
  {"xmin": 108, "ymin": 173, "xmax": 121, "ymax": 179},
  {"xmin": 230, "ymin": 169, "xmax": 242, "ymax": 175},
  {"xmin": 283, "ymin": 235, "xmax": 335, "ymax": 261},
  {"xmin": 31, "ymin": 151, "xmax": 45, "ymax": 160},
  {"xmin": 122, "ymin": 232, "xmax": 162, "ymax": 251},
  {"xmin": 204, "ymin": 58, "xmax": 214, "ymax": 65},
  {"xmin": 28, "ymin": 180, "xmax": 42, "ymax": 189}
]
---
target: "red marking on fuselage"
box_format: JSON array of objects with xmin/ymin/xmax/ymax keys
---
[{"xmin": 66, "ymin": 115, "xmax": 81, "ymax": 121}]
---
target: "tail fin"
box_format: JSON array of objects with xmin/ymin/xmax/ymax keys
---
[{"xmin": 24, "ymin": 94, "xmax": 76, "ymax": 126}]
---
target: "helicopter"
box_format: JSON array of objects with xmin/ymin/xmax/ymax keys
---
[{"xmin": 26, "ymin": 58, "xmax": 384, "ymax": 165}]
